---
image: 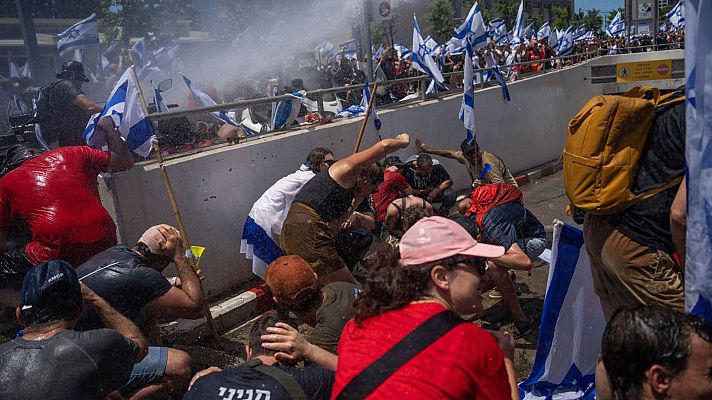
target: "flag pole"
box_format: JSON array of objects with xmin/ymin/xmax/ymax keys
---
[
  {"xmin": 353, "ymin": 81, "xmax": 379, "ymax": 154},
  {"xmin": 128, "ymin": 66, "xmax": 221, "ymax": 343}
]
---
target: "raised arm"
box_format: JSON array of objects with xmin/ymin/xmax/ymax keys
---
[
  {"xmin": 330, "ymin": 134, "xmax": 410, "ymax": 188},
  {"xmin": 416, "ymin": 139, "xmax": 462, "ymax": 161},
  {"xmin": 97, "ymin": 116, "xmax": 134, "ymax": 172}
]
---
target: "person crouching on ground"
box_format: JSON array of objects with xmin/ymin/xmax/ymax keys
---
[{"xmin": 332, "ymin": 217, "xmax": 519, "ymax": 400}]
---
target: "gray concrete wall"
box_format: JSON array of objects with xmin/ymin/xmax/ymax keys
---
[{"xmin": 100, "ymin": 50, "xmax": 683, "ymax": 298}]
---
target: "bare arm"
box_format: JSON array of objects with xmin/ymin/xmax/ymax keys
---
[
  {"xmin": 73, "ymin": 94, "xmax": 103, "ymax": 114},
  {"xmin": 144, "ymin": 226, "xmax": 206, "ymax": 319},
  {"xmin": 81, "ymin": 283, "xmax": 148, "ymax": 362},
  {"xmin": 384, "ymin": 204, "xmax": 403, "ymax": 238},
  {"xmin": 427, "ymin": 179, "xmax": 453, "ymax": 202},
  {"xmin": 492, "ymin": 243, "xmax": 533, "ymax": 271},
  {"xmin": 416, "ymin": 139, "xmax": 463, "ymax": 162},
  {"xmin": 670, "ymin": 177, "xmax": 686, "ymax": 272},
  {"xmin": 489, "ymin": 329, "xmax": 519, "ymax": 400},
  {"xmin": 98, "ymin": 117, "xmax": 134, "ymax": 172},
  {"xmin": 261, "ymin": 322, "xmax": 338, "ymax": 371},
  {"xmin": 330, "ymin": 134, "xmax": 410, "ymax": 188}
]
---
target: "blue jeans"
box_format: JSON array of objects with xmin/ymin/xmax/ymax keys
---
[{"xmin": 121, "ymin": 346, "xmax": 168, "ymax": 394}]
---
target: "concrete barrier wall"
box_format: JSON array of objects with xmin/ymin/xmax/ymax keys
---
[{"xmin": 100, "ymin": 50, "xmax": 681, "ymax": 298}]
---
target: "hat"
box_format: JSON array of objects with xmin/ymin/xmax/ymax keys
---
[
  {"xmin": 460, "ymin": 139, "xmax": 479, "ymax": 155},
  {"xmin": 138, "ymin": 224, "xmax": 178, "ymax": 257},
  {"xmin": 20, "ymin": 260, "xmax": 81, "ymax": 311},
  {"xmin": 265, "ymin": 255, "xmax": 318, "ymax": 303},
  {"xmin": 56, "ymin": 60, "xmax": 89, "ymax": 82},
  {"xmin": 384, "ymin": 156, "xmax": 405, "ymax": 168},
  {"xmin": 399, "ymin": 216, "xmax": 504, "ymax": 266}
]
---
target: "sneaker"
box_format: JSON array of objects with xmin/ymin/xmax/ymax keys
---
[
  {"xmin": 515, "ymin": 318, "xmax": 532, "ymax": 336},
  {"xmin": 489, "ymin": 288, "xmax": 503, "ymax": 299}
]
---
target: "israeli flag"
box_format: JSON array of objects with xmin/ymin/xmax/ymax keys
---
[
  {"xmin": 153, "ymin": 42, "xmax": 180, "ymax": 68},
  {"xmin": 151, "ymin": 81, "xmax": 169, "ymax": 113},
  {"xmin": 20, "ymin": 61, "xmax": 30, "ymax": 79},
  {"xmin": 315, "ymin": 41, "xmax": 336, "ymax": 61},
  {"xmin": 580, "ymin": 31, "xmax": 595, "ymax": 42},
  {"xmin": 240, "ymin": 165, "xmax": 317, "ymax": 278},
  {"xmin": 572, "ymin": 24, "xmax": 587, "ymax": 41},
  {"xmin": 7, "ymin": 51, "xmax": 20, "ymax": 79},
  {"xmin": 459, "ymin": 44, "xmax": 475, "ymax": 142},
  {"xmin": 537, "ymin": 22, "xmax": 551, "ymax": 40},
  {"xmin": 550, "ymin": 28, "xmax": 559, "ymax": 49},
  {"xmin": 373, "ymin": 44, "xmax": 384, "ymax": 60},
  {"xmin": 491, "ymin": 66, "xmax": 510, "ymax": 102},
  {"xmin": 444, "ymin": 38, "xmax": 466, "ymax": 55},
  {"xmin": 131, "ymin": 38, "xmax": 148, "ymax": 66},
  {"xmin": 685, "ymin": 0, "xmax": 712, "ymax": 325},
  {"xmin": 57, "ymin": 14, "xmax": 99, "ymax": 56},
  {"xmin": 523, "ymin": 22, "xmax": 536, "ymax": 39},
  {"xmin": 337, "ymin": 83, "xmax": 380, "ymax": 131},
  {"xmin": 490, "ymin": 19, "xmax": 508, "ymax": 43},
  {"xmin": 83, "ymin": 66, "xmax": 155, "ymax": 157},
  {"xmin": 412, "ymin": 15, "xmax": 445, "ymax": 86},
  {"xmin": 393, "ymin": 43, "xmax": 412, "ymax": 59},
  {"xmin": 511, "ymin": 0, "xmax": 525, "ymax": 47},
  {"xmin": 452, "ymin": 2, "xmax": 488, "ymax": 50},
  {"xmin": 606, "ymin": 11, "xmax": 625, "ymax": 37},
  {"xmin": 558, "ymin": 27, "xmax": 574, "ymax": 56},
  {"xmin": 519, "ymin": 222, "xmax": 606, "ymax": 400},
  {"xmin": 668, "ymin": 1, "xmax": 685, "ymax": 29},
  {"xmin": 182, "ymin": 75, "xmax": 239, "ymax": 127}
]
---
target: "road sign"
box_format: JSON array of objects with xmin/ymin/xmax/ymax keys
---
[
  {"xmin": 616, "ymin": 60, "xmax": 673, "ymax": 82},
  {"xmin": 372, "ymin": 0, "xmax": 393, "ymax": 21}
]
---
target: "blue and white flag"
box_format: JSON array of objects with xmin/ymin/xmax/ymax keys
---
[
  {"xmin": 490, "ymin": 18, "xmax": 508, "ymax": 43},
  {"xmin": 393, "ymin": 43, "xmax": 412, "ymax": 59},
  {"xmin": 668, "ymin": 0, "xmax": 685, "ymax": 29},
  {"xmin": 412, "ymin": 15, "xmax": 445, "ymax": 86},
  {"xmin": 240, "ymin": 165, "xmax": 317, "ymax": 278},
  {"xmin": 606, "ymin": 11, "xmax": 625, "ymax": 37},
  {"xmin": 84, "ymin": 66, "xmax": 155, "ymax": 157},
  {"xmin": 579, "ymin": 30, "xmax": 595, "ymax": 42},
  {"xmin": 519, "ymin": 221, "xmax": 606, "ymax": 400},
  {"xmin": 131, "ymin": 38, "xmax": 148, "ymax": 66},
  {"xmin": 337, "ymin": 83, "xmax": 380, "ymax": 131},
  {"xmin": 685, "ymin": 0, "xmax": 712, "ymax": 325},
  {"xmin": 459, "ymin": 44, "xmax": 475, "ymax": 142},
  {"xmin": 523, "ymin": 22, "xmax": 536, "ymax": 39},
  {"xmin": 20, "ymin": 61, "xmax": 30, "ymax": 79},
  {"xmin": 452, "ymin": 2, "xmax": 488, "ymax": 50},
  {"xmin": 511, "ymin": 0, "xmax": 525, "ymax": 47},
  {"xmin": 182, "ymin": 75, "xmax": 239, "ymax": 127},
  {"xmin": 153, "ymin": 42, "xmax": 180, "ymax": 68},
  {"xmin": 537, "ymin": 22, "xmax": 551, "ymax": 40},
  {"xmin": 372, "ymin": 44, "xmax": 384, "ymax": 60},
  {"xmin": 490, "ymin": 66, "xmax": 510, "ymax": 102},
  {"xmin": 572, "ymin": 24, "xmax": 587, "ymax": 40},
  {"xmin": 550, "ymin": 28, "xmax": 559, "ymax": 49},
  {"xmin": 7, "ymin": 51, "xmax": 20, "ymax": 79},
  {"xmin": 315, "ymin": 41, "xmax": 336, "ymax": 61},
  {"xmin": 558, "ymin": 27, "xmax": 574, "ymax": 56},
  {"xmin": 57, "ymin": 14, "xmax": 99, "ymax": 56},
  {"xmin": 151, "ymin": 81, "xmax": 169, "ymax": 113}
]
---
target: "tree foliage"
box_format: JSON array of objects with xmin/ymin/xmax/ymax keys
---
[
  {"xmin": 552, "ymin": 5, "xmax": 570, "ymax": 29},
  {"xmin": 607, "ymin": 7, "xmax": 625, "ymax": 24},
  {"xmin": 478, "ymin": 0, "xmax": 520, "ymax": 28},
  {"xmin": 580, "ymin": 9, "xmax": 603, "ymax": 33},
  {"xmin": 98, "ymin": 0, "xmax": 196, "ymax": 45},
  {"xmin": 426, "ymin": 0, "xmax": 457, "ymax": 43}
]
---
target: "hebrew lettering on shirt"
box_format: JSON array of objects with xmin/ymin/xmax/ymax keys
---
[{"xmin": 218, "ymin": 388, "xmax": 271, "ymax": 400}]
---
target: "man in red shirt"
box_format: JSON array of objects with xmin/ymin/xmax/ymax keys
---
[
  {"xmin": 0, "ymin": 117, "xmax": 134, "ymax": 306},
  {"xmin": 332, "ymin": 217, "xmax": 518, "ymax": 400},
  {"xmin": 373, "ymin": 156, "xmax": 412, "ymax": 226}
]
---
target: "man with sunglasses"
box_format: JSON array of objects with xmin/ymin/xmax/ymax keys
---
[
  {"xmin": 73, "ymin": 224, "xmax": 205, "ymax": 398},
  {"xmin": 265, "ymin": 255, "xmax": 360, "ymax": 355}
]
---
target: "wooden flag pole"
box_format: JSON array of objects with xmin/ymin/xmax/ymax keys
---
[
  {"xmin": 129, "ymin": 67, "xmax": 221, "ymax": 342},
  {"xmin": 353, "ymin": 81, "xmax": 379, "ymax": 154}
]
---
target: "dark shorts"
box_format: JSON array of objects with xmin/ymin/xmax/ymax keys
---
[{"xmin": 121, "ymin": 346, "xmax": 169, "ymax": 394}]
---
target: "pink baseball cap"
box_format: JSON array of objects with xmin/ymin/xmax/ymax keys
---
[{"xmin": 399, "ymin": 216, "xmax": 505, "ymax": 266}]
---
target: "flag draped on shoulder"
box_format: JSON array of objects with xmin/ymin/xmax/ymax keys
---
[
  {"xmin": 57, "ymin": 14, "xmax": 99, "ymax": 56},
  {"xmin": 84, "ymin": 66, "xmax": 155, "ymax": 157},
  {"xmin": 606, "ymin": 11, "xmax": 625, "ymax": 36},
  {"xmin": 685, "ymin": 0, "xmax": 712, "ymax": 325},
  {"xmin": 182, "ymin": 75, "xmax": 239, "ymax": 127},
  {"xmin": 519, "ymin": 222, "xmax": 606, "ymax": 400},
  {"xmin": 412, "ymin": 15, "xmax": 445, "ymax": 86}
]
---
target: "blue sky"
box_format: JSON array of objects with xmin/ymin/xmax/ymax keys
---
[{"xmin": 575, "ymin": 0, "xmax": 624, "ymax": 12}]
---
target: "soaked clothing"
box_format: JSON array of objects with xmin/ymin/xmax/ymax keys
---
[
  {"xmin": 184, "ymin": 362, "xmax": 335, "ymax": 400},
  {"xmin": 75, "ymin": 245, "xmax": 172, "ymax": 330},
  {"xmin": 41, "ymin": 80, "xmax": 91, "ymax": 146},
  {"xmin": 0, "ymin": 146, "xmax": 117, "ymax": 266},
  {"xmin": 0, "ymin": 329, "xmax": 139, "ymax": 400},
  {"xmin": 294, "ymin": 170, "xmax": 355, "ymax": 222},
  {"xmin": 308, "ymin": 282, "xmax": 360, "ymax": 354}
]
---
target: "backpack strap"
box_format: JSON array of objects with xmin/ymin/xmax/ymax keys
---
[
  {"xmin": 633, "ymin": 175, "xmax": 684, "ymax": 203},
  {"xmin": 245, "ymin": 359, "xmax": 308, "ymax": 400},
  {"xmin": 334, "ymin": 310, "xmax": 464, "ymax": 399}
]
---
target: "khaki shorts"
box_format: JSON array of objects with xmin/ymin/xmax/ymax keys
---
[
  {"xmin": 583, "ymin": 213, "xmax": 683, "ymax": 311},
  {"xmin": 280, "ymin": 202, "xmax": 347, "ymax": 277}
]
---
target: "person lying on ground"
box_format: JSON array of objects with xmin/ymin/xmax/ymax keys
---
[
  {"xmin": 0, "ymin": 260, "xmax": 148, "ymax": 400},
  {"xmin": 185, "ymin": 311, "xmax": 335, "ymax": 400},
  {"xmin": 382, "ymin": 195, "xmax": 433, "ymax": 245},
  {"xmin": 332, "ymin": 217, "xmax": 519, "ymax": 400},
  {"xmin": 241, "ymin": 147, "xmax": 335, "ymax": 279},
  {"xmin": 0, "ymin": 116, "xmax": 134, "ymax": 307},
  {"xmin": 265, "ymin": 255, "xmax": 359, "ymax": 355},
  {"xmin": 456, "ymin": 183, "xmax": 547, "ymax": 335},
  {"xmin": 74, "ymin": 224, "xmax": 201, "ymax": 398},
  {"xmin": 596, "ymin": 305, "xmax": 712, "ymax": 400},
  {"xmin": 403, "ymin": 154, "xmax": 455, "ymax": 216},
  {"xmin": 281, "ymin": 134, "xmax": 410, "ymax": 285}
]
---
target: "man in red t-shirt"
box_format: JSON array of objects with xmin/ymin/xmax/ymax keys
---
[
  {"xmin": 373, "ymin": 156, "xmax": 412, "ymax": 225},
  {"xmin": 0, "ymin": 117, "xmax": 133, "ymax": 306}
]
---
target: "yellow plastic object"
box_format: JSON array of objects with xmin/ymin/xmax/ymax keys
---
[{"xmin": 191, "ymin": 246, "xmax": 206, "ymax": 268}]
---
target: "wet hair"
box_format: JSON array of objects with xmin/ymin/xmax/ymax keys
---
[
  {"xmin": 248, "ymin": 311, "xmax": 299, "ymax": 357},
  {"xmin": 359, "ymin": 162, "xmax": 384, "ymax": 185},
  {"xmin": 0, "ymin": 144, "xmax": 43, "ymax": 177},
  {"xmin": 353, "ymin": 246, "xmax": 458, "ymax": 325},
  {"xmin": 416, "ymin": 154, "xmax": 433, "ymax": 168},
  {"xmin": 602, "ymin": 305, "xmax": 712, "ymax": 400},
  {"xmin": 20, "ymin": 283, "xmax": 82, "ymax": 327},
  {"xmin": 306, "ymin": 147, "xmax": 334, "ymax": 172},
  {"xmin": 401, "ymin": 205, "xmax": 433, "ymax": 232}
]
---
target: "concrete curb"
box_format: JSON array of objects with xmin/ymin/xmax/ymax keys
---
[{"xmin": 163, "ymin": 159, "xmax": 564, "ymax": 342}]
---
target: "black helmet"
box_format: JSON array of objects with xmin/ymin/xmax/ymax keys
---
[{"xmin": 56, "ymin": 60, "xmax": 89, "ymax": 82}]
